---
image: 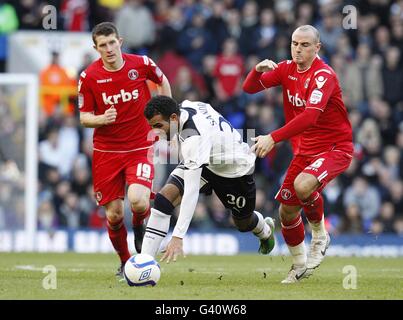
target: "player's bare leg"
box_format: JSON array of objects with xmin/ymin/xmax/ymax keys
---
[
  {"xmin": 128, "ymin": 183, "xmax": 151, "ymax": 253},
  {"xmin": 294, "ymin": 173, "xmax": 330, "ymax": 273},
  {"xmin": 280, "ymin": 204, "xmax": 308, "ymax": 283},
  {"xmin": 141, "ymin": 184, "xmax": 182, "ymax": 258},
  {"xmin": 105, "ymin": 199, "xmax": 131, "ymax": 280}
]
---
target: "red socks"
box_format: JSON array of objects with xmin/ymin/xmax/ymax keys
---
[
  {"xmin": 281, "ymin": 214, "xmax": 305, "ymax": 246},
  {"xmin": 301, "ymin": 191, "xmax": 324, "ymax": 224},
  {"xmin": 107, "ymin": 218, "xmax": 131, "ymax": 263},
  {"xmin": 131, "ymin": 205, "xmax": 151, "ymax": 227}
]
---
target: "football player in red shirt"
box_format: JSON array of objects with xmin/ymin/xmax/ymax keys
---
[
  {"xmin": 243, "ymin": 25, "xmax": 353, "ymax": 283},
  {"xmin": 78, "ymin": 22, "xmax": 171, "ymax": 279}
]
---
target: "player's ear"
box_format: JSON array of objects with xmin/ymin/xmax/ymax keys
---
[
  {"xmin": 170, "ymin": 113, "xmax": 178, "ymax": 122},
  {"xmin": 316, "ymin": 42, "xmax": 321, "ymax": 54},
  {"xmin": 119, "ymin": 38, "xmax": 123, "ymax": 47}
]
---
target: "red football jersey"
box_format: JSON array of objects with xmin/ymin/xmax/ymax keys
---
[
  {"xmin": 78, "ymin": 53, "xmax": 164, "ymax": 152},
  {"xmin": 258, "ymin": 56, "xmax": 353, "ymax": 156}
]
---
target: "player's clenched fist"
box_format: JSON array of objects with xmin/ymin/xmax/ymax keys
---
[
  {"xmin": 103, "ymin": 106, "xmax": 117, "ymax": 124},
  {"xmin": 255, "ymin": 59, "xmax": 278, "ymax": 72}
]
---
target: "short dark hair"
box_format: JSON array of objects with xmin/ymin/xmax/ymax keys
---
[
  {"xmin": 144, "ymin": 96, "xmax": 180, "ymax": 120},
  {"xmin": 92, "ymin": 22, "xmax": 119, "ymax": 45}
]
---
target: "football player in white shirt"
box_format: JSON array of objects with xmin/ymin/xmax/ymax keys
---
[{"xmin": 142, "ymin": 95, "xmax": 275, "ymax": 262}]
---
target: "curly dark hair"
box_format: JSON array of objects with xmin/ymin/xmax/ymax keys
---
[{"xmin": 144, "ymin": 96, "xmax": 180, "ymax": 120}]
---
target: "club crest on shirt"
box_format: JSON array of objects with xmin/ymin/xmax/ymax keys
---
[
  {"xmin": 281, "ymin": 188, "xmax": 292, "ymax": 200},
  {"xmin": 128, "ymin": 69, "xmax": 139, "ymax": 80}
]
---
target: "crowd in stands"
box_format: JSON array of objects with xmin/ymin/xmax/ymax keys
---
[{"xmin": 0, "ymin": 0, "xmax": 403, "ymax": 236}]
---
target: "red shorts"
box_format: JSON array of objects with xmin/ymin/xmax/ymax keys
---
[
  {"xmin": 275, "ymin": 150, "xmax": 353, "ymax": 206},
  {"xmin": 92, "ymin": 148, "xmax": 154, "ymax": 206}
]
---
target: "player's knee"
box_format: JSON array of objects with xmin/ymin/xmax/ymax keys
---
[
  {"xmin": 279, "ymin": 204, "xmax": 300, "ymax": 223},
  {"xmin": 130, "ymin": 197, "xmax": 149, "ymax": 213},
  {"xmin": 294, "ymin": 177, "xmax": 312, "ymax": 200},
  {"xmin": 105, "ymin": 207, "xmax": 124, "ymax": 224},
  {"xmin": 154, "ymin": 193, "xmax": 175, "ymax": 216},
  {"xmin": 232, "ymin": 212, "xmax": 254, "ymax": 232}
]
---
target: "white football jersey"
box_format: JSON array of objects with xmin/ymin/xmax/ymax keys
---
[{"xmin": 177, "ymin": 100, "xmax": 256, "ymax": 177}]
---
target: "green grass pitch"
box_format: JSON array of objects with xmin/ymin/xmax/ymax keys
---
[{"xmin": 0, "ymin": 252, "xmax": 402, "ymax": 300}]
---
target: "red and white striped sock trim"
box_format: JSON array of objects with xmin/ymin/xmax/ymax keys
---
[
  {"xmin": 301, "ymin": 192, "xmax": 320, "ymax": 206},
  {"xmin": 281, "ymin": 216, "xmax": 303, "ymax": 230}
]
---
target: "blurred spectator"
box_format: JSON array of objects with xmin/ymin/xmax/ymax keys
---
[
  {"xmin": 177, "ymin": 11, "xmax": 214, "ymax": 71},
  {"xmin": 378, "ymin": 201, "xmax": 396, "ymax": 233},
  {"xmin": 115, "ymin": 0, "xmax": 155, "ymax": 55},
  {"xmin": 382, "ymin": 46, "xmax": 403, "ymax": 108},
  {"xmin": 38, "ymin": 200, "xmax": 58, "ymax": 232},
  {"xmin": 172, "ymin": 65, "xmax": 199, "ymax": 102},
  {"xmin": 205, "ymin": 1, "xmax": 229, "ymax": 56},
  {"xmin": 393, "ymin": 217, "xmax": 403, "ymax": 235},
  {"xmin": 60, "ymin": 0, "xmax": 90, "ymax": 31},
  {"xmin": 389, "ymin": 180, "xmax": 403, "ymax": 213},
  {"xmin": 225, "ymin": 8, "xmax": 242, "ymax": 42},
  {"xmin": 38, "ymin": 127, "xmax": 64, "ymax": 176},
  {"xmin": 115, "ymin": 0, "xmax": 156, "ymax": 55},
  {"xmin": 156, "ymin": 6, "xmax": 185, "ymax": 55},
  {"xmin": 295, "ymin": 2, "xmax": 315, "ymax": 26},
  {"xmin": 343, "ymin": 176, "xmax": 381, "ymax": 227},
  {"xmin": 317, "ymin": 11, "xmax": 343, "ymax": 56},
  {"xmin": 39, "ymin": 51, "xmax": 77, "ymax": 117},
  {"xmin": 373, "ymin": 25, "xmax": 391, "ymax": 56},
  {"xmin": 239, "ymin": 0, "xmax": 259, "ymax": 56},
  {"xmin": 344, "ymin": 43, "xmax": 383, "ymax": 113},
  {"xmin": 213, "ymin": 38, "xmax": 244, "ymax": 107},
  {"xmin": 15, "ymin": 0, "xmax": 43, "ymax": 30},
  {"xmin": 356, "ymin": 118, "xmax": 382, "ymax": 156},
  {"xmin": 254, "ymin": 8, "xmax": 277, "ymax": 59},
  {"xmin": 368, "ymin": 99, "xmax": 396, "ymax": 146},
  {"xmin": 59, "ymin": 192, "xmax": 87, "ymax": 228},
  {"xmin": 339, "ymin": 203, "xmax": 364, "ymax": 234}
]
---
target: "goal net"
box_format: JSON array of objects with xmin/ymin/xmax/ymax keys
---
[{"xmin": 0, "ymin": 74, "xmax": 38, "ymax": 251}]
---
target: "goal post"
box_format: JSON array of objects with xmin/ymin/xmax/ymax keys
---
[{"xmin": 0, "ymin": 74, "xmax": 39, "ymax": 251}]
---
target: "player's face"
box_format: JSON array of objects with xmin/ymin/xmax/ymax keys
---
[
  {"xmin": 291, "ymin": 30, "xmax": 321, "ymax": 68},
  {"xmin": 94, "ymin": 34, "xmax": 123, "ymax": 66},
  {"xmin": 148, "ymin": 114, "xmax": 179, "ymax": 141}
]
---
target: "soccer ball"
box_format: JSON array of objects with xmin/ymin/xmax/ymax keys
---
[{"xmin": 124, "ymin": 254, "xmax": 161, "ymax": 286}]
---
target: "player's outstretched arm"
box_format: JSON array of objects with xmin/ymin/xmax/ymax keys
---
[
  {"xmin": 161, "ymin": 168, "xmax": 202, "ymax": 263},
  {"xmin": 79, "ymin": 106, "xmax": 117, "ymax": 128}
]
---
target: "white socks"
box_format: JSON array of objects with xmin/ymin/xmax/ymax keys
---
[
  {"xmin": 141, "ymin": 208, "xmax": 171, "ymax": 257},
  {"xmin": 288, "ymin": 241, "xmax": 307, "ymax": 267},
  {"xmin": 308, "ymin": 215, "xmax": 327, "ymax": 239},
  {"xmin": 252, "ymin": 211, "xmax": 271, "ymax": 240}
]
